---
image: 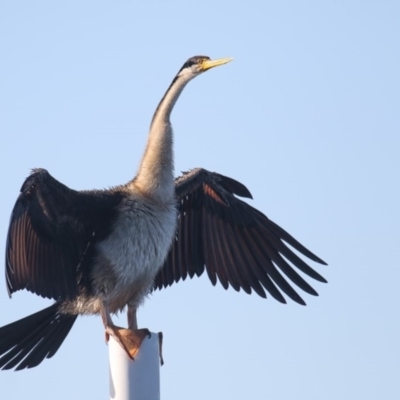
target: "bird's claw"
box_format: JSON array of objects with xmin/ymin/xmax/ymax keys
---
[{"xmin": 158, "ymin": 331, "xmax": 164, "ymax": 366}]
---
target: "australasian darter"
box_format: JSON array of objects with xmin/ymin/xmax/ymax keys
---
[{"xmin": 0, "ymin": 56, "xmax": 327, "ymax": 371}]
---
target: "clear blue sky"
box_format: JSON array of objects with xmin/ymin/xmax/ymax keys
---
[{"xmin": 1, "ymin": 2, "xmax": 399, "ymax": 399}]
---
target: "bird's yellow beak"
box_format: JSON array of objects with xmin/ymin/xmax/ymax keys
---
[{"xmin": 200, "ymin": 57, "xmax": 233, "ymax": 72}]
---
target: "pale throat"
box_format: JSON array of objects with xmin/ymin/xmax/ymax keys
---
[{"xmin": 134, "ymin": 72, "xmax": 194, "ymax": 200}]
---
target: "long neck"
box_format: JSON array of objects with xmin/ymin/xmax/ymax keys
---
[{"xmin": 134, "ymin": 73, "xmax": 192, "ymax": 201}]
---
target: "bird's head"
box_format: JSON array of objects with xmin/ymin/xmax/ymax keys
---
[{"xmin": 177, "ymin": 55, "xmax": 233, "ymax": 79}]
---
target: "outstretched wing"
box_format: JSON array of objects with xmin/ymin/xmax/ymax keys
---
[
  {"xmin": 154, "ymin": 168, "xmax": 327, "ymax": 305},
  {"xmin": 5, "ymin": 168, "xmax": 120, "ymax": 301}
]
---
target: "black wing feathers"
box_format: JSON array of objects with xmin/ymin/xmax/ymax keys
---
[
  {"xmin": 155, "ymin": 168, "xmax": 327, "ymax": 305},
  {"xmin": 0, "ymin": 302, "xmax": 77, "ymax": 371},
  {"xmin": 6, "ymin": 168, "xmax": 121, "ymax": 301}
]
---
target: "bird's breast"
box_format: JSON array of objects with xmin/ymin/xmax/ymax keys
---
[{"xmin": 91, "ymin": 195, "xmax": 177, "ymax": 310}]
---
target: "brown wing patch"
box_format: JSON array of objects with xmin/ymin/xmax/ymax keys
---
[{"xmin": 202, "ymin": 183, "xmax": 227, "ymax": 205}]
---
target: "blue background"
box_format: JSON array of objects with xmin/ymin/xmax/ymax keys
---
[{"xmin": 1, "ymin": 2, "xmax": 399, "ymax": 399}]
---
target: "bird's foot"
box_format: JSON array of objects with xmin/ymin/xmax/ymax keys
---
[{"xmin": 105, "ymin": 325, "xmax": 151, "ymax": 359}]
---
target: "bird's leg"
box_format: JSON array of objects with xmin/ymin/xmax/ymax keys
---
[
  {"xmin": 128, "ymin": 306, "xmax": 164, "ymax": 366},
  {"xmin": 127, "ymin": 305, "xmax": 138, "ymax": 330},
  {"xmin": 100, "ymin": 301, "xmax": 144, "ymax": 359}
]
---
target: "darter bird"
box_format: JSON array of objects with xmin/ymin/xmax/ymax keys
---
[{"xmin": 0, "ymin": 56, "xmax": 327, "ymax": 371}]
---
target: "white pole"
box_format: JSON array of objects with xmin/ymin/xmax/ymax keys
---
[{"xmin": 109, "ymin": 332, "xmax": 161, "ymax": 400}]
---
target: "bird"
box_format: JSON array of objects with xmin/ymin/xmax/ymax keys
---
[{"xmin": 0, "ymin": 55, "xmax": 327, "ymax": 372}]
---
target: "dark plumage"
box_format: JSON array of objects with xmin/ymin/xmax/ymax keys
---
[
  {"xmin": 0, "ymin": 303, "xmax": 76, "ymax": 371},
  {"xmin": 155, "ymin": 168, "xmax": 327, "ymax": 304},
  {"xmin": 6, "ymin": 168, "xmax": 122, "ymax": 301}
]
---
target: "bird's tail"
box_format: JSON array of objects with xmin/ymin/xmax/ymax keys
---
[{"xmin": 0, "ymin": 302, "xmax": 77, "ymax": 371}]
